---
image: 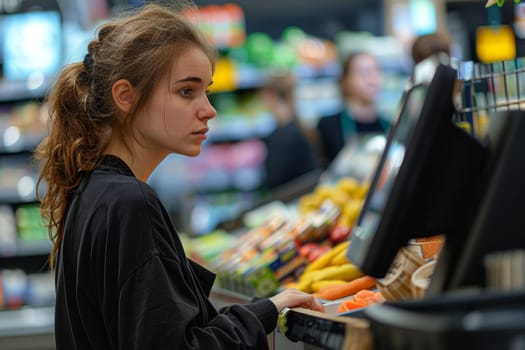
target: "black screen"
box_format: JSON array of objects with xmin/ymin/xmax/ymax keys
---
[
  {"xmin": 348, "ymin": 85, "xmax": 427, "ymax": 266},
  {"xmin": 347, "ymin": 63, "xmax": 486, "ymax": 289}
]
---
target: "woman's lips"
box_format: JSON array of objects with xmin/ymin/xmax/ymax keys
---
[
  {"xmin": 192, "ymin": 128, "xmax": 208, "ymax": 140},
  {"xmin": 193, "ymin": 127, "xmax": 208, "ymax": 134}
]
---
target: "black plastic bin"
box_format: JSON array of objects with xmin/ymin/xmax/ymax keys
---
[{"xmin": 361, "ymin": 290, "xmax": 525, "ymax": 350}]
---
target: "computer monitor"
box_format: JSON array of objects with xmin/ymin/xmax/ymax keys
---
[{"xmin": 347, "ymin": 63, "xmax": 487, "ymax": 289}]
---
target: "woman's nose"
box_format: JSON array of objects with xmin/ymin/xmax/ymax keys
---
[{"xmin": 199, "ymin": 97, "xmax": 217, "ymax": 120}]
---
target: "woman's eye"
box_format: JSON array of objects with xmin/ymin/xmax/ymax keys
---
[{"xmin": 180, "ymin": 88, "xmax": 193, "ymax": 97}]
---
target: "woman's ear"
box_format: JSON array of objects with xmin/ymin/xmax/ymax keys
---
[{"xmin": 112, "ymin": 79, "xmax": 136, "ymax": 113}]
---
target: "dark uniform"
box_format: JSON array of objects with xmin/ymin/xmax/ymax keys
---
[
  {"xmin": 263, "ymin": 121, "xmax": 317, "ymax": 189},
  {"xmin": 55, "ymin": 155, "xmax": 277, "ymax": 350},
  {"xmin": 317, "ymin": 109, "xmax": 390, "ymax": 166}
]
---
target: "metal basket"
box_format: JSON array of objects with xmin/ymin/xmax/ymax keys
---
[{"xmin": 454, "ymin": 57, "xmax": 525, "ymax": 137}]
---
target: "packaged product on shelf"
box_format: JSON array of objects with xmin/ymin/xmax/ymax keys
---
[
  {"xmin": 0, "ymin": 268, "xmax": 55, "ymax": 309},
  {"xmin": 0, "ymin": 205, "xmax": 17, "ymax": 255},
  {"xmin": 212, "ymin": 218, "xmax": 308, "ymax": 297},
  {"xmin": 213, "ymin": 246, "xmax": 286, "ymax": 297},
  {"xmin": 25, "ymin": 272, "xmax": 55, "ymax": 307},
  {"xmin": 15, "ymin": 203, "xmax": 47, "ymax": 242},
  {"xmin": 204, "ymin": 175, "xmax": 371, "ymax": 298},
  {"xmin": 211, "ymin": 200, "xmax": 343, "ymax": 296},
  {"xmin": 1, "ymin": 269, "xmax": 27, "ymax": 309},
  {"xmin": 183, "ymin": 230, "xmax": 237, "ymax": 265},
  {"xmin": 0, "ymin": 102, "xmax": 48, "ymax": 152}
]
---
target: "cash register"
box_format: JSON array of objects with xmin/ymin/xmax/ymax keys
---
[{"xmin": 279, "ymin": 54, "xmax": 525, "ymax": 349}]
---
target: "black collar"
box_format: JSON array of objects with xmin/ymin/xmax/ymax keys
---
[{"xmin": 98, "ymin": 154, "xmax": 135, "ymax": 177}]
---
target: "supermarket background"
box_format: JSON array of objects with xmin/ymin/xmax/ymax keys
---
[{"xmin": 0, "ymin": 0, "xmax": 523, "ymax": 348}]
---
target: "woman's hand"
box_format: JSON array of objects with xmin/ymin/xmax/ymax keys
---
[{"xmin": 270, "ymin": 288, "xmax": 324, "ymax": 313}]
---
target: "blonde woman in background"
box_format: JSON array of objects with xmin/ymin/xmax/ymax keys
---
[{"xmin": 317, "ymin": 52, "xmax": 390, "ymax": 167}]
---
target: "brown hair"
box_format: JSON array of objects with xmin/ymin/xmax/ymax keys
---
[
  {"xmin": 262, "ymin": 72, "xmax": 295, "ymax": 104},
  {"xmin": 35, "ymin": 3, "xmax": 216, "ymax": 268},
  {"xmin": 411, "ymin": 32, "xmax": 451, "ymax": 65}
]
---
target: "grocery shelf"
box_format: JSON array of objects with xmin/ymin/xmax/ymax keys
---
[
  {"xmin": 0, "ymin": 80, "xmax": 49, "ymax": 104},
  {"xmin": 0, "ymin": 150, "xmax": 36, "ymax": 158},
  {"xmin": 0, "ymin": 306, "xmax": 54, "ymax": 338},
  {"xmin": 0, "ymin": 306, "xmax": 55, "ymax": 350},
  {"xmin": 0, "ymin": 240, "xmax": 52, "ymax": 259}
]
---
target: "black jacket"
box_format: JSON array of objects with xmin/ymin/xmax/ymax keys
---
[
  {"xmin": 317, "ymin": 111, "xmax": 390, "ymax": 166},
  {"xmin": 55, "ymin": 155, "xmax": 277, "ymax": 350},
  {"xmin": 264, "ymin": 121, "xmax": 317, "ymax": 189}
]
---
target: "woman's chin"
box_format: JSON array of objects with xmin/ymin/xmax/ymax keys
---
[{"xmin": 183, "ymin": 147, "xmax": 202, "ymax": 157}]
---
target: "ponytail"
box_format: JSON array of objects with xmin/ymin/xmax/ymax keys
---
[{"xmin": 36, "ymin": 62, "xmax": 109, "ymax": 269}]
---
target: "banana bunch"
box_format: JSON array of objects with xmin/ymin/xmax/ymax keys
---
[
  {"xmin": 292, "ymin": 241, "xmax": 364, "ymax": 293},
  {"xmin": 297, "ymin": 177, "xmax": 369, "ymax": 219}
]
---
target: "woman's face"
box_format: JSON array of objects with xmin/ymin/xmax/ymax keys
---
[
  {"xmin": 342, "ymin": 53, "xmax": 382, "ymax": 104},
  {"xmin": 133, "ymin": 45, "xmax": 216, "ymax": 157}
]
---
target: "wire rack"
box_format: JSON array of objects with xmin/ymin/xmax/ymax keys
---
[{"xmin": 454, "ymin": 57, "xmax": 525, "ymax": 137}]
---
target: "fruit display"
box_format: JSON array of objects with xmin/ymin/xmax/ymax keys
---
[
  {"xmin": 197, "ymin": 176, "xmax": 375, "ymax": 299},
  {"xmin": 292, "ymin": 241, "xmax": 363, "ymax": 293},
  {"xmin": 298, "ymin": 177, "xmax": 369, "ymax": 244}
]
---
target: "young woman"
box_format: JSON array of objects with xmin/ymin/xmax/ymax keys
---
[
  {"xmin": 317, "ymin": 52, "xmax": 390, "ymax": 166},
  {"xmin": 36, "ymin": 4, "xmax": 323, "ymax": 349}
]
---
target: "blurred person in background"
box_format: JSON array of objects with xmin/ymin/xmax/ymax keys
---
[
  {"xmin": 411, "ymin": 32, "xmax": 452, "ymax": 65},
  {"xmin": 316, "ymin": 51, "xmax": 390, "ymax": 167},
  {"xmin": 260, "ymin": 72, "xmax": 319, "ymax": 189}
]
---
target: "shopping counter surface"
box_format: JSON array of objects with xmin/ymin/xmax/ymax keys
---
[{"xmin": 274, "ymin": 289, "xmax": 525, "ymax": 350}]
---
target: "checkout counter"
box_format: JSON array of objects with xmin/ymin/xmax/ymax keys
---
[{"xmin": 221, "ymin": 58, "xmax": 525, "ymax": 350}]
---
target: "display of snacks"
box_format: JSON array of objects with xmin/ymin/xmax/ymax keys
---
[
  {"xmin": 209, "ymin": 196, "xmax": 344, "ymax": 296},
  {"xmin": 200, "ymin": 175, "xmax": 375, "ymax": 298},
  {"xmin": 183, "ymin": 230, "xmax": 238, "ymax": 265}
]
